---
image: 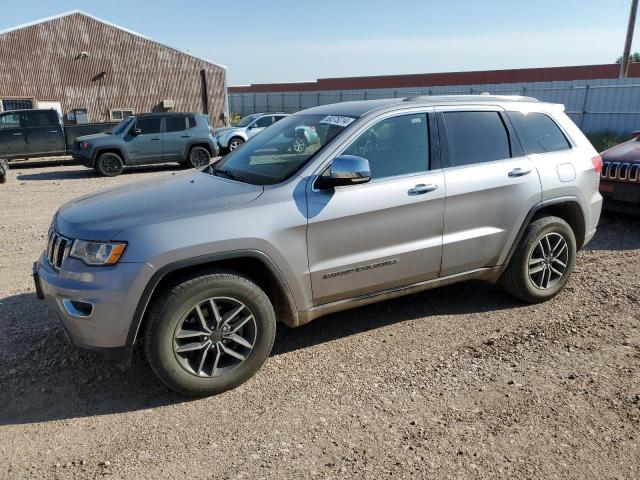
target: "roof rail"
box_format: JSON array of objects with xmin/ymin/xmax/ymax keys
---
[{"xmin": 404, "ymin": 94, "xmax": 540, "ymax": 103}]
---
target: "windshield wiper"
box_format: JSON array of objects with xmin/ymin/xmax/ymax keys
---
[{"xmin": 213, "ymin": 168, "xmax": 247, "ymax": 183}]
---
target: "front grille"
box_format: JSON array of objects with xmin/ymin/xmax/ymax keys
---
[
  {"xmin": 601, "ymin": 161, "xmax": 640, "ymax": 182},
  {"xmin": 46, "ymin": 230, "xmax": 72, "ymax": 269}
]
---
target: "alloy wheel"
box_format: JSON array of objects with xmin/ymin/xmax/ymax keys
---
[
  {"xmin": 528, "ymin": 232, "xmax": 569, "ymax": 289},
  {"xmin": 229, "ymin": 139, "xmax": 243, "ymax": 151},
  {"xmin": 101, "ymin": 155, "xmax": 122, "ymax": 175},
  {"xmin": 292, "ymin": 138, "xmax": 306, "ymax": 153},
  {"xmin": 190, "ymin": 149, "xmax": 210, "ymax": 168},
  {"xmin": 172, "ymin": 296, "xmax": 256, "ymax": 377}
]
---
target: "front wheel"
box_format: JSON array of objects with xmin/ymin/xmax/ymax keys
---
[
  {"xmin": 500, "ymin": 216, "xmax": 576, "ymax": 303},
  {"xmin": 292, "ymin": 136, "xmax": 307, "ymax": 153},
  {"xmin": 145, "ymin": 272, "xmax": 276, "ymax": 397},
  {"xmin": 228, "ymin": 138, "xmax": 244, "ymax": 152},
  {"xmin": 95, "ymin": 152, "xmax": 124, "ymax": 177}
]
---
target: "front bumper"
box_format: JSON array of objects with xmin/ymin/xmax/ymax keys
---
[
  {"xmin": 600, "ymin": 180, "xmax": 640, "ymax": 215},
  {"xmin": 34, "ymin": 253, "xmax": 147, "ymax": 365},
  {"xmin": 71, "ymin": 152, "xmax": 93, "ymax": 168}
]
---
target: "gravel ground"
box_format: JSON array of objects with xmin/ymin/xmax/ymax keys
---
[{"xmin": 1, "ymin": 159, "xmax": 639, "ymax": 479}]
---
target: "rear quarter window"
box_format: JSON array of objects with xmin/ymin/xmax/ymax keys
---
[{"xmin": 507, "ymin": 111, "xmax": 571, "ymax": 154}]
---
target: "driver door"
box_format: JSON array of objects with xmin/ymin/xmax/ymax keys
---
[
  {"xmin": 306, "ymin": 111, "xmax": 445, "ymax": 305},
  {"xmin": 127, "ymin": 117, "xmax": 163, "ymax": 164},
  {"xmin": 247, "ymin": 115, "xmax": 273, "ymax": 139}
]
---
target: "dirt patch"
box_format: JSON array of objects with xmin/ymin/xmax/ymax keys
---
[{"xmin": 0, "ymin": 159, "xmax": 639, "ymax": 479}]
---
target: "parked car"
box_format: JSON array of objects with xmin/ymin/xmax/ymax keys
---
[
  {"xmin": 213, "ymin": 113, "xmax": 288, "ymax": 152},
  {"xmin": 34, "ymin": 95, "xmax": 602, "ymax": 396},
  {"xmin": 599, "ymin": 133, "xmax": 640, "ymax": 214},
  {"xmin": 0, "ymin": 109, "xmax": 116, "ymax": 161},
  {"xmin": 72, "ymin": 112, "xmax": 219, "ymax": 176}
]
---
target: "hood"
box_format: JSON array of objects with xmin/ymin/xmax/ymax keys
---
[
  {"xmin": 215, "ymin": 126, "xmax": 241, "ymax": 135},
  {"xmin": 76, "ymin": 132, "xmax": 111, "ymax": 142},
  {"xmin": 601, "ymin": 138, "xmax": 640, "ymax": 163},
  {"xmin": 55, "ymin": 169, "xmax": 264, "ymax": 240}
]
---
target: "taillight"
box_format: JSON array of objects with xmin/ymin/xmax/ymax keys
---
[{"xmin": 591, "ymin": 155, "xmax": 603, "ymax": 174}]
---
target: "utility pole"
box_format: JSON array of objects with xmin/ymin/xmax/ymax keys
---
[{"xmin": 620, "ymin": 0, "xmax": 639, "ymax": 78}]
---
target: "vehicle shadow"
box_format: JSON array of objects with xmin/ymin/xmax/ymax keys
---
[
  {"xmin": 0, "ymin": 281, "xmax": 518, "ymax": 426},
  {"xmin": 15, "ymin": 163, "xmax": 184, "ymax": 181},
  {"xmin": 585, "ymin": 214, "xmax": 640, "ymax": 251}
]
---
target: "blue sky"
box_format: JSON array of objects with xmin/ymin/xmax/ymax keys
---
[{"xmin": 0, "ymin": 0, "xmax": 637, "ymax": 85}]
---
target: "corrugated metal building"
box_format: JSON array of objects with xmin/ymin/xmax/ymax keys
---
[{"xmin": 0, "ymin": 10, "xmax": 228, "ymax": 126}]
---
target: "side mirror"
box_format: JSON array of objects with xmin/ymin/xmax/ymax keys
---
[
  {"xmin": 249, "ymin": 123, "xmax": 259, "ymax": 129},
  {"xmin": 630, "ymin": 130, "xmax": 640, "ymax": 139},
  {"xmin": 131, "ymin": 127, "xmax": 142, "ymax": 136},
  {"xmin": 316, "ymin": 155, "xmax": 371, "ymax": 189}
]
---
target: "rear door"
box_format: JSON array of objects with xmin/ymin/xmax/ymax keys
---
[
  {"xmin": 0, "ymin": 112, "xmax": 27, "ymax": 157},
  {"xmin": 162, "ymin": 115, "xmax": 188, "ymax": 160},
  {"xmin": 127, "ymin": 117, "xmax": 163, "ymax": 164},
  {"xmin": 24, "ymin": 110, "xmax": 65, "ymax": 156},
  {"xmin": 438, "ymin": 107, "xmax": 542, "ymax": 276},
  {"xmin": 306, "ymin": 110, "xmax": 445, "ymax": 305}
]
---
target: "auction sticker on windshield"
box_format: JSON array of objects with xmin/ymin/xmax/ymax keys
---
[{"xmin": 319, "ymin": 115, "xmax": 356, "ymax": 127}]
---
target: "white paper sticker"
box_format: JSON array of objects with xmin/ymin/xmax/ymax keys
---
[{"xmin": 319, "ymin": 115, "xmax": 356, "ymax": 127}]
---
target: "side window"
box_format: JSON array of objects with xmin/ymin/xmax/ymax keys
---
[
  {"xmin": 26, "ymin": 111, "xmax": 57, "ymax": 128},
  {"xmin": 0, "ymin": 113, "xmax": 21, "ymax": 130},
  {"xmin": 255, "ymin": 116, "xmax": 273, "ymax": 128},
  {"xmin": 188, "ymin": 116, "xmax": 197, "ymax": 128},
  {"xmin": 443, "ymin": 111, "xmax": 510, "ymax": 167},
  {"xmin": 508, "ymin": 112, "xmax": 571, "ymax": 154},
  {"xmin": 165, "ymin": 116, "xmax": 186, "ymax": 133},
  {"xmin": 135, "ymin": 117, "xmax": 162, "ymax": 134},
  {"xmin": 342, "ymin": 113, "xmax": 428, "ymax": 180},
  {"xmin": 274, "ymin": 115, "xmax": 287, "ymax": 122}
]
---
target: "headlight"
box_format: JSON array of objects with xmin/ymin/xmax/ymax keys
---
[{"xmin": 70, "ymin": 240, "xmax": 127, "ymax": 266}]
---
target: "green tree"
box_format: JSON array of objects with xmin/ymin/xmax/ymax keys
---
[{"xmin": 616, "ymin": 52, "xmax": 640, "ymax": 63}]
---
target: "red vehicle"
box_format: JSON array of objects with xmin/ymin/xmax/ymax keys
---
[{"xmin": 600, "ymin": 132, "xmax": 640, "ymax": 214}]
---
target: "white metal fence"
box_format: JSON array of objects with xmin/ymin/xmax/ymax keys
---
[{"xmin": 229, "ymin": 77, "xmax": 640, "ymax": 135}]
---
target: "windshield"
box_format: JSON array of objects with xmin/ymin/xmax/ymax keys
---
[
  {"xmin": 211, "ymin": 113, "xmax": 358, "ymax": 185},
  {"xmin": 232, "ymin": 114, "xmax": 260, "ymax": 127},
  {"xmin": 111, "ymin": 116, "xmax": 134, "ymax": 135}
]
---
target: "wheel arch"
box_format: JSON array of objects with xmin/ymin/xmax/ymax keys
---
[
  {"xmin": 93, "ymin": 146, "xmax": 127, "ymax": 166},
  {"xmin": 497, "ymin": 196, "xmax": 586, "ymax": 280},
  {"xmin": 127, "ymin": 250, "xmax": 299, "ymax": 347},
  {"xmin": 184, "ymin": 141, "xmax": 214, "ymax": 159}
]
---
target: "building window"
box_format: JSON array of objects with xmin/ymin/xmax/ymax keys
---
[
  {"xmin": 109, "ymin": 109, "xmax": 134, "ymax": 121},
  {"xmin": 2, "ymin": 99, "xmax": 34, "ymax": 111}
]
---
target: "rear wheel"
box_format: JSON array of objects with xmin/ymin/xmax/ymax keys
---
[
  {"xmin": 145, "ymin": 272, "xmax": 276, "ymax": 397},
  {"xmin": 187, "ymin": 146, "xmax": 211, "ymax": 169},
  {"xmin": 500, "ymin": 216, "xmax": 576, "ymax": 303},
  {"xmin": 95, "ymin": 152, "xmax": 124, "ymax": 177}
]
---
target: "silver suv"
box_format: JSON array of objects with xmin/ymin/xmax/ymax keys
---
[
  {"xmin": 214, "ymin": 112, "xmax": 288, "ymax": 152},
  {"xmin": 34, "ymin": 96, "xmax": 603, "ymax": 397}
]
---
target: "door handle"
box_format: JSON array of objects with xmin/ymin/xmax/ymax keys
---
[
  {"xmin": 181, "ymin": 134, "xmax": 190, "ymax": 138},
  {"xmin": 12, "ymin": 132, "xmax": 23, "ymax": 136},
  {"xmin": 508, "ymin": 168, "xmax": 531, "ymax": 178},
  {"xmin": 50, "ymin": 130, "xmax": 59, "ymax": 134},
  {"xmin": 150, "ymin": 137, "xmax": 160, "ymax": 140},
  {"xmin": 408, "ymin": 184, "xmax": 438, "ymax": 195}
]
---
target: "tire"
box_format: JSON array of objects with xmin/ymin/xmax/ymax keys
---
[
  {"xmin": 500, "ymin": 216, "xmax": 576, "ymax": 303},
  {"xmin": 145, "ymin": 272, "xmax": 276, "ymax": 397},
  {"xmin": 187, "ymin": 146, "xmax": 211, "ymax": 169},
  {"xmin": 95, "ymin": 152, "xmax": 124, "ymax": 177},
  {"xmin": 228, "ymin": 137, "xmax": 244, "ymax": 152},
  {"xmin": 292, "ymin": 136, "xmax": 307, "ymax": 153}
]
